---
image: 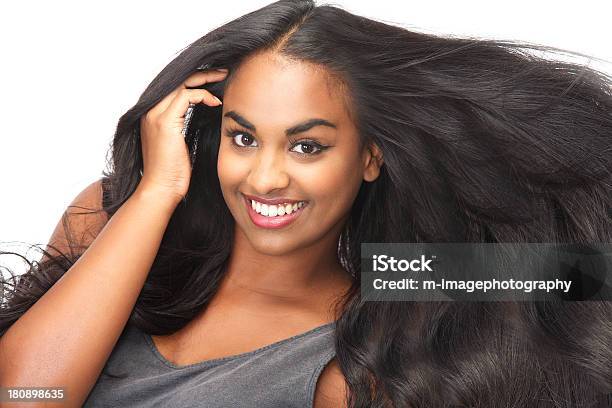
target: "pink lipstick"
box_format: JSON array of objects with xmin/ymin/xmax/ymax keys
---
[{"xmin": 243, "ymin": 195, "xmax": 308, "ymax": 229}]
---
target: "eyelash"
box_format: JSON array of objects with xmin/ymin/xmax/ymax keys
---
[{"xmin": 223, "ymin": 128, "xmax": 330, "ymax": 157}]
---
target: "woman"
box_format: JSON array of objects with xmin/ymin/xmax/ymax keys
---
[{"xmin": 1, "ymin": 0, "xmax": 611, "ymax": 406}]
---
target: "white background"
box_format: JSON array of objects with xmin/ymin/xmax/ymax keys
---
[{"xmin": 1, "ymin": 0, "xmax": 611, "ymax": 274}]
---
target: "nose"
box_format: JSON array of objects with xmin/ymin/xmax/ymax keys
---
[{"xmin": 245, "ymin": 150, "xmax": 290, "ymax": 194}]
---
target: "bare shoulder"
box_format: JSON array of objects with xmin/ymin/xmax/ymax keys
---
[
  {"xmin": 42, "ymin": 178, "xmax": 109, "ymax": 262},
  {"xmin": 313, "ymin": 357, "xmax": 349, "ymax": 408}
]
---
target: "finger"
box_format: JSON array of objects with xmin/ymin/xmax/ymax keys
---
[
  {"xmin": 163, "ymin": 88, "xmax": 222, "ymax": 124},
  {"xmin": 183, "ymin": 69, "xmax": 229, "ymax": 88},
  {"xmin": 147, "ymin": 87, "xmax": 182, "ymax": 118},
  {"xmin": 144, "ymin": 69, "xmax": 227, "ymax": 120}
]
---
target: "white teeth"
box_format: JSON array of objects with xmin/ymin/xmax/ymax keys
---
[
  {"xmin": 269, "ymin": 204, "xmax": 278, "ymax": 216},
  {"xmin": 250, "ymin": 199, "xmax": 307, "ymax": 217}
]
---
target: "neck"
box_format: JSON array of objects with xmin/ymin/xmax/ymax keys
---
[{"xmin": 215, "ymin": 222, "xmax": 354, "ymax": 321}]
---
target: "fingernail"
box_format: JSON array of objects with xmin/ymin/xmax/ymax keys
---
[{"xmin": 214, "ymin": 96, "xmax": 223, "ymax": 105}]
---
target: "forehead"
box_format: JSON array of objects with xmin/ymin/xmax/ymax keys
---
[{"xmin": 222, "ymin": 52, "xmax": 353, "ymax": 127}]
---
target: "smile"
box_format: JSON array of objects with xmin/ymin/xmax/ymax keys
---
[{"xmin": 243, "ymin": 195, "xmax": 309, "ymax": 229}]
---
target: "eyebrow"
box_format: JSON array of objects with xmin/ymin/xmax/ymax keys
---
[{"xmin": 223, "ymin": 110, "xmax": 337, "ymax": 137}]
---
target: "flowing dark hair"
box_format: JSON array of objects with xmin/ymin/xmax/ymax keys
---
[{"xmin": 2, "ymin": 1, "xmax": 611, "ymax": 406}]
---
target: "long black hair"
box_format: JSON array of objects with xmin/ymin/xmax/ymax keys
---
[{"xmin": 2, "ymin": 1, "xmax": 611, "ymax": 406}]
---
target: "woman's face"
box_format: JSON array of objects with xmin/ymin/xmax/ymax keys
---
[{"xmin": 217, "ymin": 51, "xmax": 382, "ymax": 256}]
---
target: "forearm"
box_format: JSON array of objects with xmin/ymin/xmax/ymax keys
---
[{"xmin": 0, "ymin": 187, "xmax": 178, "ymax": 405}]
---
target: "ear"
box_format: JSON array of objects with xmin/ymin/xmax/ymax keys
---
[{"xmin": 362, "ymin": 141, "xmax": 384, "ymax": 182}]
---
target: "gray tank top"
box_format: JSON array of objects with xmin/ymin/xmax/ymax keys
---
[{"xmin": 83, "ymin": 321, "xmax": 337, "ymax": 407}]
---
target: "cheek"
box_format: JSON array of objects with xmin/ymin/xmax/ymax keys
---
[
  {"xmin": 307, "ymin": 155, "xmax": 362, "ymax": 208},
  {"xmin": 217, "ymin": 144, "xmax": 246, "ymax": 188}
]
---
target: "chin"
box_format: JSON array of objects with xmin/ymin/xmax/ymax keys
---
[{"xmin": 249, "ymin": 238, "xmax": 302, "ymax": 256}]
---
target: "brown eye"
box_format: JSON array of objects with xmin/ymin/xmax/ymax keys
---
[
  {"xmin": 290, "ymin": 142, "xmax": 321, "ymax": 155},
  {"xmin": 289, "ymin": 137, "xmax": 331, "ymax": 156},
  {"xmin": 226, "ymin": 130, "xmax": 258, "ymax": 147}
]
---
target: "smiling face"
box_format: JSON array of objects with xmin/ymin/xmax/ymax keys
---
[{"xmin": 217, "ymin": 51, "xmax": 382, "ymax": 256}]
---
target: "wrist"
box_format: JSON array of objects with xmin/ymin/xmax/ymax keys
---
[{"xmin": 132, "ymin": 184, "xmax": 183, "ymax": 212}]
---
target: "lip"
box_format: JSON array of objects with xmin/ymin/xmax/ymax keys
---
[{"xmin": 243, "ymin": 194, "xmax": 308, "ymax": 229}]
